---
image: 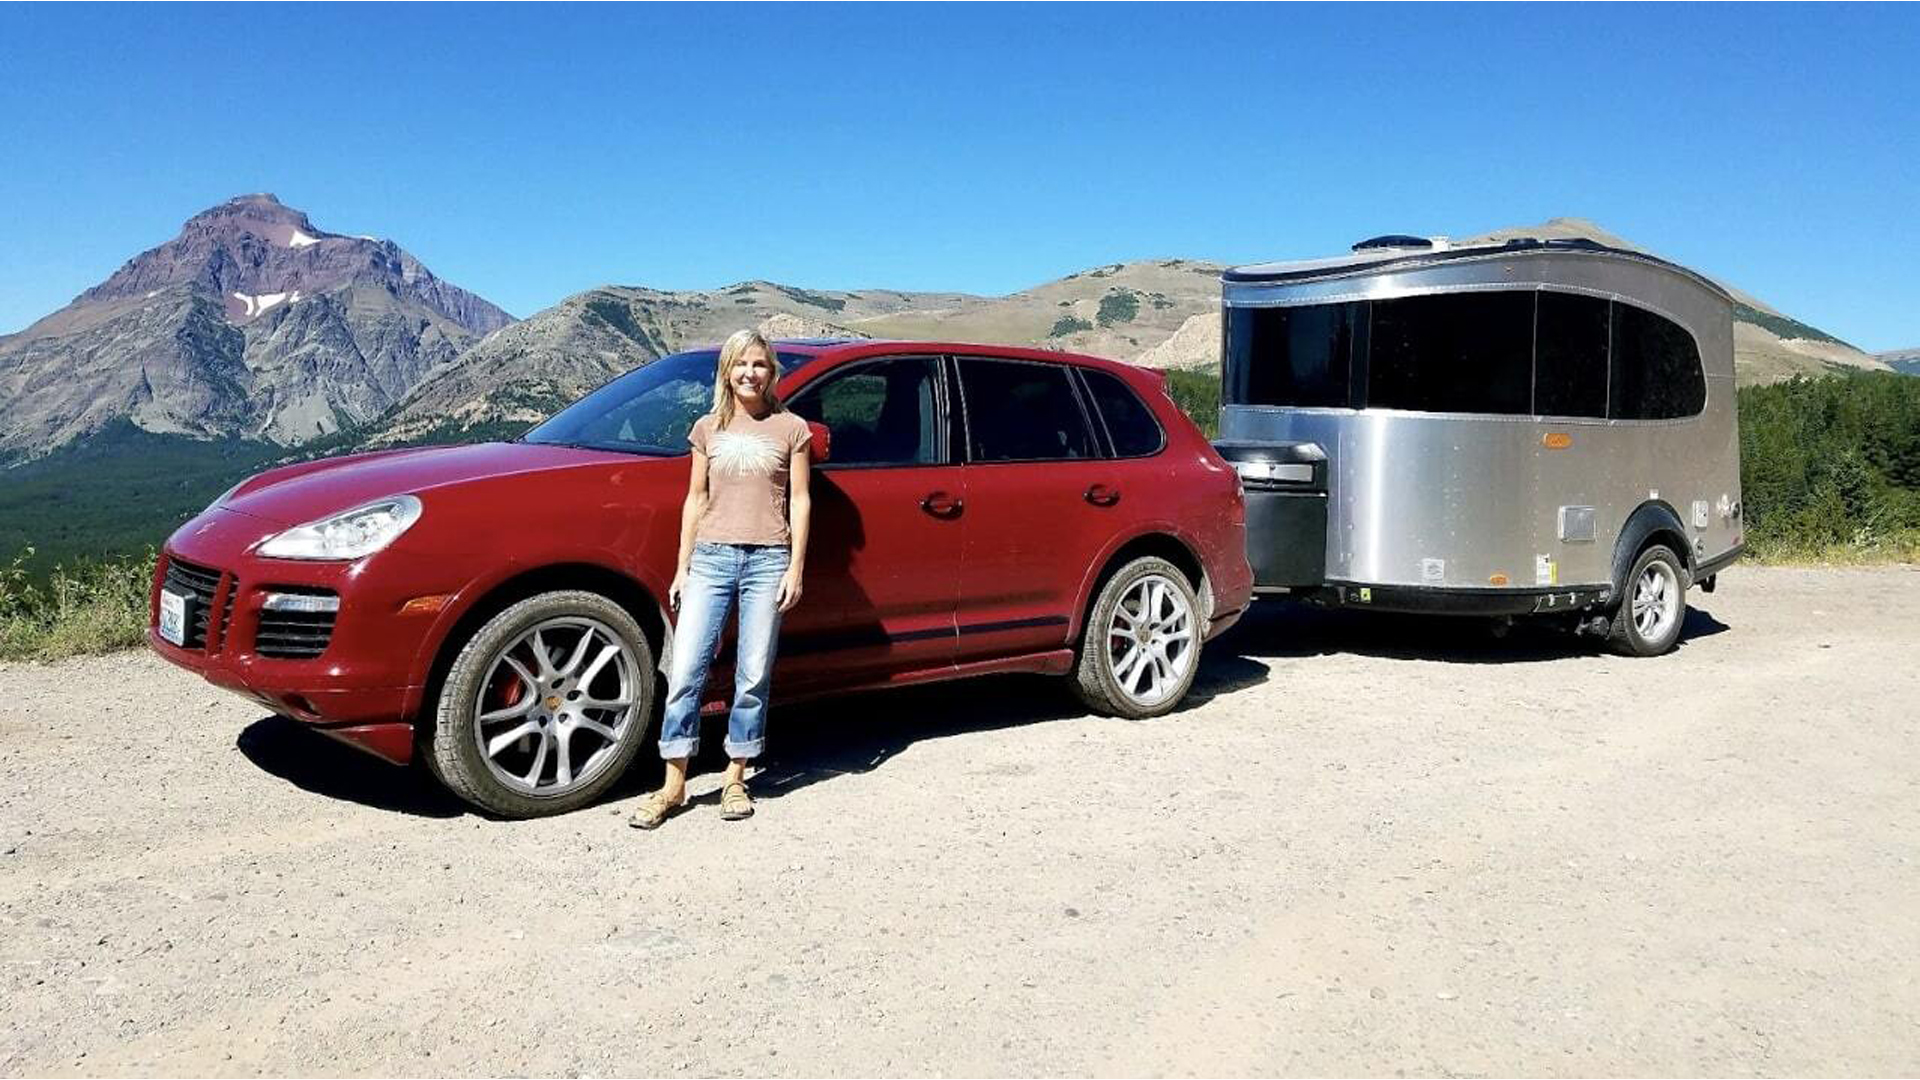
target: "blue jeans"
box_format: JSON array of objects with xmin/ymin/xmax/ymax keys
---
[{"xmin": 659, "ymin": 541, "xmax": 791, "ymax": 761}]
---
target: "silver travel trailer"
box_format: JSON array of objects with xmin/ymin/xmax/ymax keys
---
[{"xmin": 1214, "ymin": 236, "xmax": 1742, "ymax": 656}]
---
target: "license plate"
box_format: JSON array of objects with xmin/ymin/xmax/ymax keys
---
[{"xmin": 158, "ymin": 589, "xmax": 190, "ymax": 646}]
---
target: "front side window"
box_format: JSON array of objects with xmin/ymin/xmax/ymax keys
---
[
  {"xmin": 787, "ymin": 356, "xmax": 944, "ymax": 466},
  {"xmin": 1610, "ymin": 302, "xmax": 1706, "ymax": 420},
  {"xmin": 1367, "ymin": 291, "xmax": 1533, "ymax": 415},
  {"xmin": 1223, "ymin": 302, "xmax": 1356, "ymax": 409},
  {"xmin": 523, "ymin": 349, "xmax": 809, "ymax": 454},
  {"xmin": 1080, "ymin": 369, "xmax": 1166, "ymax": 457},
  {"xmin": 958, "ymin": 358, "xmax": 1096, "ymax": 462}
]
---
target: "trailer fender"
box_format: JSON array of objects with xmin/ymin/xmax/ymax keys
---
[{"xmin": 1610, "ymin": 501, "xmax": 1693, "ymax": 598}]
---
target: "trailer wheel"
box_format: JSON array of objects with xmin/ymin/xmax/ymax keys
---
[{"xmin": 1607, "ymin": 545, "xmax": 1686, "ymax": 657}]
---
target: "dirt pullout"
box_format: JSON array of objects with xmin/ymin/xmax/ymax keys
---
[{"xmin": 1, "ymin": 565, "xmax": 1916, "ymax": 1076}]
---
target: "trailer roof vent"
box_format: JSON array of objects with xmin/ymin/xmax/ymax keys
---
[{"xmin": 1351, "ymin": 234, "xmax": 1434, "ymax": 252}]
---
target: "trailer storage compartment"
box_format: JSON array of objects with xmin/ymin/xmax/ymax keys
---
[{"xmin": 1214, "ymin": 439, "xmax": 1327, "ymax": 590}]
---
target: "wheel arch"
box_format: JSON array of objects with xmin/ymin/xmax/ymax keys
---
[
  {"xmin": 1610, "ymin": 500, "xmax": 1693, "ymax": 599},
  {"xmin": 1069, "ymin": 529, "xmax": 1211, "ymax": 642}
]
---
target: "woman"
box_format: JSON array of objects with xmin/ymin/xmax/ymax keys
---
[{"xmin": 629, "ymin": 329, "xmax": 812, "ymax": 829}]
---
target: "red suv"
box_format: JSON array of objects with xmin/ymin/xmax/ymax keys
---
[{"xmin": 150, "ymin": 341, "xmax": 1252, "ymax": 817}]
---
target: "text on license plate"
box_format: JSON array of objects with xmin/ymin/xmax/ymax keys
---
[{"xmin": 159, "ymin": 590, "xmax": 189, "ymax": 646}]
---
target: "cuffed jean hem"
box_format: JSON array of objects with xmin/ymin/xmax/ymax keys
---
[
  {"xmin": 722, "ymin": 738, "xmax": 764, "ymax": 760},
  {"xmin": 658, "ymin": 738, "xmax": 698, "ymax": 760}
]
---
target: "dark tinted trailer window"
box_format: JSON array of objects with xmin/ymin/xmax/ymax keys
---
[
  {"xmin": 958, "ymin": 359, "xmax": 1096, "ymax": 462},
  {"xmin": 1610, "ymin": 303, "xmax": 1706, "ymax": 420},
  {"xmin": 1223, "ymin": 303, "xmax": 1356, "ymax": 409},
  {"xmin": 1367, "ymin": 291, "xmax": 1533, "ymax": 415},
  {"xmin": 1080, "ymin": 369, "xmax": 1166, "ymax": 457},
  {"xmin": 1533, "ymin": 291, "xmax": 1611, "ymax": 418},
  {"xmin": 787, "ymin": 357, "xmax": 943, "ymax": 466}
]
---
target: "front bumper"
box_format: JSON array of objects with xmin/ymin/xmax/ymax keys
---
[{"xmin": 147, "ymin": 508, "xmax": 450, "ymax": 764}]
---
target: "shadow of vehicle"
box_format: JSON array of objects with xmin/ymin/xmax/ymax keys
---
[
  {"xmin": 236, "ymin": 596, "xmax": 1726, "ymax": 816},
  {"xmin": 236, "ymin": 715, "xmax": 464, "ymax": 818},
  {"xmin": 1212, "ymin": 596, "xmax": 1731, "ymax": 666}
]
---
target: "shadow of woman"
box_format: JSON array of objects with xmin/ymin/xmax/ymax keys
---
[
  {"xmin": 699, "ymin": 649, "xmax": 1270, "ymax": 804},
  {"xmin": 235, "ymin": 716, "xmax": 465, "ymax": 818}
]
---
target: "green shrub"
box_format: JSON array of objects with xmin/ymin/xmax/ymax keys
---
[
  {"xmin": 1738, "ymin": 372, "xmax": 1920, "ymax": 561},
  {"xmin": 1049, "ymin": 315, "xmax": 1093, "ymax": 337},
  {"xmin": 0, "ymin": 546, "xmax": 154, "ymax": 661},
  {"xmin": 1164, "ymin": 365, "xmax": 1221, "ymax": 437},
  {"xmin": 1096, "ymin": 291, "xmax": 1139, "ymax": 327}
]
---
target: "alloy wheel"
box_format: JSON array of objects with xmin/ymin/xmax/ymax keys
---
[
  {"xmin": 471, "ymin": 616, "xmax": 639, "ymax": 798},
  {"xmin": 1105, "ymin": 573, "xmax": 1197, "ymax": 709}
]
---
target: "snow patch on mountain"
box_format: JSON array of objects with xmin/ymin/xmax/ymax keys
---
[
  {"xmin": 233, "ymin": 290, "xmax": 302, "ymax": 318},
  {"xmin": 288, "ymin": 229, "xmax": 321, "ymax": 248}
]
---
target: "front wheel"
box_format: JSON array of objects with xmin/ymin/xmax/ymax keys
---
[
  {"xmin": 1607, "ymin": 545, "xmax": 1687, "ymax": 657},
  {"xmin": 430, "ymin": 590, "xmax": 656, "ymax": 817},
  {"xmin": 1072, "ymin": 557, "xmax": 1202, "ymax": 718}
]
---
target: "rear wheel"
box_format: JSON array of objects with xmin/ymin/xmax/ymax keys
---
[
  {"xmin": 1607, "ymin": 545, "xmax": 1687, "ymax": 657},
  {"xmin": 430, "ymin": 590, "xmax": 655, "ymax": 817},
  {"xmin": 1072, "ymin": 557, "xmax": 1202, "ymax": 718}
]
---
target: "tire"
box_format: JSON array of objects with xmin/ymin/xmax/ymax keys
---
[
  {"xmin": 1072, "ymin": 556, "xmax": 1203, "ymax": 718},
  {"xmin": 1607, "ymin": 545, "xmax": 1687, "ymax": 657},
  {"xmin": 430, "ymin": 590, "xmax": 656, "ymax": 817}
]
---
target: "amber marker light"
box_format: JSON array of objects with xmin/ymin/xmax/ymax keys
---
[
  {"xmin": 1543, "ymin": 432, "xmax": 1573, "ymax": 450},
  {"xmin": 400, "ymin": 594, "xmax": 452, "ymax": 615},
  {"xmin": 1489, "ymin": 573, "xmax": 1510, "ymax": 585}
]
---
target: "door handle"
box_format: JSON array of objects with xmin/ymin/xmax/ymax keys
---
[
  {"xmin": 1084, "ymin": 484, "xmax": 1120, "ymax": 507},
  {"xmin": 920, "ymin": 491, "xmax": 964, "ymax": 517}
]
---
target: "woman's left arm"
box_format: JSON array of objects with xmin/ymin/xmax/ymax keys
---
[{"xmin": 779, "ymin": 443, "xmax": 811, "ymax": 613}]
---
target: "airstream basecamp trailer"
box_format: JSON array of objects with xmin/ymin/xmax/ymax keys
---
[{"xmin": 1214, "ymin": 236, "xmax": 1742, "ymax": 656}]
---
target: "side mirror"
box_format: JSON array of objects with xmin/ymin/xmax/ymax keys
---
[{"xmin": 806, "ymin": 421, "xmax": 831, "ymax": 464}]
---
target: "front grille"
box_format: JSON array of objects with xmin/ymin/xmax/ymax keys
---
[
  {"xmin": 161, "ymin": 557, "xmax": 224, "ymax": 650},
  {"xmin": 254, "ymin": 588, "xmax": 339, "ymax": 660},
  {"xmin": 212, "ymin": 581, "xmax": 238, "ymax": 653}
]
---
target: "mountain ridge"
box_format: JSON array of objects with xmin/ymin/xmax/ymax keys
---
[{"xmin": 0, "ymin": 194, "xmax": 513, "ymax": 459}]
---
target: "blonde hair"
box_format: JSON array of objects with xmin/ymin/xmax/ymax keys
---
[{"xmin": 711, "ymin": 329, "xmax": 785, "ymax": 428}]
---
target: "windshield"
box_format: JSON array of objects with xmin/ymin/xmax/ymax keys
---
[{"xmin": 522, "ymin": 349, "xmax": 812, "ymax": 455}]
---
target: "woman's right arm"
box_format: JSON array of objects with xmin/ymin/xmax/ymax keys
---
[{"xmin": 671, "ymin": 447, "xmax": 710, "ymax": 610}]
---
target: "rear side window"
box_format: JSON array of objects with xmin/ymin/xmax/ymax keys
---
[
  {"xmin": 958, "ymin": 359, "xmax": 1096, "ymax": 462},
  {"xmin": 1079, "ymin": 369, "xmax": 1166, "ymax": 457},
  {"xmin": 1223, "ymin": 302, "xmax": 1357, "ymax": 409},
  {"xmin": 1367, "ymin": 291, "xmax": 1533, "ymax": 415},
  {"xmin": 1534, "ymin": 291, "xmax": 1611, "ymax": 418},
  {"xmin": 1610, "ymin": 303, "xmax": 1706, "ymax": 420}
]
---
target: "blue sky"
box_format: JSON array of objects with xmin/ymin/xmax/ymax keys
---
[{"xmin": 1, "ymin": 3, "xmax": 1915, "ymax": 350}]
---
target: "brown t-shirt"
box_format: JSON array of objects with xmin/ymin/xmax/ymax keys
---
[{"xmin": 689, "ymin": 410, "xmax": 812, "ymax": 546}]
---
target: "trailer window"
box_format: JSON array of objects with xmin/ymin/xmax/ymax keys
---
[
  {"xmin": 1223, "ymin": 303, "xmax": 1356, "ymax": 409},
  {"xmin": 1610, "ymin": 303, "xmax": 1705, "ymax": 419},
  {"xmin": 1534, "ymin": 291, "xmax": 1611, "ymax": 418},
  {"xmin": 1366, "ymin": 292, "xmax": 1533, "ymax": 415}
]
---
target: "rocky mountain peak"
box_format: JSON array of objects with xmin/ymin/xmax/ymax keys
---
[
  {"xmin": 70, "ymin": 194, "xmax": 510, "ymax": 334},
  {"xmin": 0, "ymin": 195, "xmax": 515, "ymax": 457}
]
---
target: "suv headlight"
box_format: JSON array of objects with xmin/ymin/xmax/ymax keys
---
[{"xmin": 256, "ymin": 495, "xmax": 423, "ymax": 560}]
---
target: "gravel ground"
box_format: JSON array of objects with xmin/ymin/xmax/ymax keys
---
[{"xmin": 1, "ymin": 565, "xmax": 1916, "ymax": 1077}]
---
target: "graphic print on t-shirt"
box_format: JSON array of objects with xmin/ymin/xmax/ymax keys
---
[{"xmin": 708, "ymin": 430, "xmax": 786, "ymax": 476}]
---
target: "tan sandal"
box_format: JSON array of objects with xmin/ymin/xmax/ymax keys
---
[
  {"xmin": 628, "ymin": 790, "xmax": 686, "ymax": 830},
  {"xmin": 719, "ymin": 781, "xmax": 755, "ymax": 821}
]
